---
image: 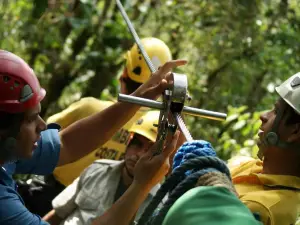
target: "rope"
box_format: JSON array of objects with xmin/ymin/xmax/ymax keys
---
[{"xmin": 137, "ymin": 140, "xmax": 232, "ymax": 225}]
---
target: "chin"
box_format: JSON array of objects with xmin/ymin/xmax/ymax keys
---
[{"xmin": 20, "ymin": 149, "xmax": 34, "ymax": 159}]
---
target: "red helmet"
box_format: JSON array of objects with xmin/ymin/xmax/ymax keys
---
[{"xmin": 0, "ymin": 50, "xmax": 46, "ymax": 113}]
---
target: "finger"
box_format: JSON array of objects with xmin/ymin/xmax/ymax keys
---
[
  {"xmin": 158, "ymin": 60, "xmax": 187, "ymax": 76},
  {"xmin": 146, "ymin": 136, "xmax": 163, "ymax": 156},
  {"xmin": 165, "ymin": 72, "xmax": 174, "ymax": 84},
  {"xmin": 162, "ymin": 131, "xmax": 180, "ymax": 158},
  {"xmin": 151, "ymin": 60, "xmax": 187, "ymax": 82}
]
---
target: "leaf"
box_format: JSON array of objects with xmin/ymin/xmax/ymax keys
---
[{"xmin": 233, "ymin": 120, "xmax": 247, "ymax": 131}]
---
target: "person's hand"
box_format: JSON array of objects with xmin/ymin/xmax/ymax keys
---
[
  {"xmin": 133, "ymin": 131, "xmax": 181, "ymax": 191},
  {"xmin": 132, "ymin": 60, "xmax": 187, "ymax": 100}
]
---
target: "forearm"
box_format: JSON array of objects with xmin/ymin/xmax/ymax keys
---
[
  {"xmin": 43, "ymin": 209, "xmax": 63, "ymax": 225},
  {"xmin": 92, "ymin": 182, "xmax": 150, "ymax": 225},
  {"xmin": 58, "ymin": 101, "xmax": 139, "ymax": 165}
]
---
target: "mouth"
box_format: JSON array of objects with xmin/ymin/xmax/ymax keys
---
[
  {"xmin": 258, "ymin": 129, "xmax": 264, "ymax": 138},
  {"xmin": 32, "ymin": 136, "xmax": 41, "ymax": 150},
  {"xmin": 255, "ymin": 129, "xmax": 264, "ymax": 146},
  {"xmin": 33, "ymin": 142, "xmax": 38, "ymax": 150}
]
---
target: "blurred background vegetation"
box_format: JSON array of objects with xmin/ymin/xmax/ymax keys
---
[{"xmin": 1, "ymin": 0, "xmax": 300, "ymax": 160}]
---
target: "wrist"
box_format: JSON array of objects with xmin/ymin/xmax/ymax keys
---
[
  {"xmin": 132, "ymin": 180, "xmax": 152, "ymax": 195},
  {"xmin": 131, "ymin": 88, "xmax": 144, "ymax": 99}
]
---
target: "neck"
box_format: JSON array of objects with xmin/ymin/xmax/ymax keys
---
[
  {"xmin": 263, "ymin": 167, "xmax": 300, "ymax": 177},
  {"xmin": 122, "ymin": 167, "xmax": 134, "ymax": 187},
  {"xmin": 263, "ymin": 160, "xmax": 300, "ymax": 177}
]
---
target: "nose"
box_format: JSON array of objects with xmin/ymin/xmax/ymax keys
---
[
  {"xmin": 37, "ymin": 116, "xmax": 47, "ymax": 133},
  {"xmin": 260, "ymin": 111, "xmax": 268, "ymax": 124},
  {"xmin": 136, "ymin": 147, "xmax": 149, "ymax": 158}
]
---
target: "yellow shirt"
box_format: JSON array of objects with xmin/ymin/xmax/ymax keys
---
[
  {"xmin": 47, "ymin": 97, "xmax": 147, "ymax": 186},
  {"xmin": 231, "ymin": 159, "xmax": 300, "ymax": 225}
]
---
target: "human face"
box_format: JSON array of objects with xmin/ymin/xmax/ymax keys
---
[
  {"xmin": 124, "ymin": 134, "xmax": 154, "ymax": 177},
  {"xmin": 16, "ymin": 103, "xmax": 46, "ymax": 158},
  {"xmin": 258, "ymin": 99, "xmax": 299, "ymax": 174}
]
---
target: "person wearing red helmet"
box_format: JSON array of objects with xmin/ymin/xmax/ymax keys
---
[{"xmin": 0, "ymin": 50, "xmax": 184, "ymax": 225}]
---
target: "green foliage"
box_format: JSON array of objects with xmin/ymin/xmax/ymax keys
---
[
  {"xmin": 217, "ymin": 106, "xmax": 262, "ymax": 160},
  {"xmin": 1, "ymin": 0, "xmax": 300, "ymax": 159}
]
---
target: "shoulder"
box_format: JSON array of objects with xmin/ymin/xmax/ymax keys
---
[
  {"xmin": 73, "ymin": 97, "xmax": 114, "ymax": 111},
  {"xmin": 93, "ymin": 159, "xmax": 122, "ymax": 166},
  {"xmin": 47, "ymin": 98, "xmax": 114, "ymax": 127},
  {"xmin": 38, "ymin": 124, "xmax": 60, "ymax": 155},
  {"xmin": 80, "ymin": 159, "xmax": 123, "ymax": 181},
  {"xmin": 230, "ymin": 159, "xmax": 262, "ymax": 177},
  {"xmin": 227, "ymin": 156, "xmax": 255, "ymax": 170}
]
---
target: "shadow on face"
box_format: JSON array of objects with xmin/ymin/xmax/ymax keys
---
[
  {"xmin": 119, "ymin": 68, "xmax": 142, "ymax": 95},
  {"xmin": 124, "ymin": 134, "xmax": 154, "ymax": 177},
  {"xmin": 258, "ymin": 98, "xmax": 300, "ymax": 175},
  {"xmin": 16, "ymin": 104, "xmax": 46, "ymax": 159}
]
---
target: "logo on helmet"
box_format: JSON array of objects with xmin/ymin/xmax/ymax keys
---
[
  {"xmin": 290, "ymin": 76, "xmax": 300, "ymax": 88},
  {"xmin": 136, "ymin": 119, "xmax": 143, "ymax": 125}
]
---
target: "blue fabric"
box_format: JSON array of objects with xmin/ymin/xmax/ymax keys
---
[
  {"xmin": 0, "ymin": 124, "xmax": 60, "ymax": 225},
  {"xmin": 173, "ymin": 140, "xmax": 217, "ymax": 171}
]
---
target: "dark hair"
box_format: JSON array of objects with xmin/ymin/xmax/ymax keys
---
[
  {"xmin": 122, "ymin": 77, "xmax": 142, "ymax": 94},
  {"xmin": 137, "ymin": 157, "xmax": 231, "ymax": 225},
  {"xmin": 0, "ymin": 111, "xmax": 24, "ymax": 134},
  {"xmin": 285, "ymin": 104, "xmax": 300, "ymax": 125}
]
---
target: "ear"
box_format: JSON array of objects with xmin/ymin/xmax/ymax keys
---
[{"xmin": 287, "ymin": 123, "xmax": 300, "ymax": 142}]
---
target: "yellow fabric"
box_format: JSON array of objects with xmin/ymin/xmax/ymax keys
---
[
  {"xmin": 227, "ymin": 155, "xmax": 254, "ymax": 170},
  {"xmin": 47, "ymin": 97, "xmax": 148, "ymax": 186},
  {"xmin": 231, "ymin": 159, "xmax": 300, "ymax": 225}
]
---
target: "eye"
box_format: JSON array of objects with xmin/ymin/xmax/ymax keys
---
[
  {"xmin": 27, "ymin": 118, "xmax": 35, "ymax": 123},
  {"xmin": 27, "ymin": 114, "xmax": 39, "ymax": 123},
  {"xmin": 130, "ymin": 137, "xmax": 143, "ymax": 148}
]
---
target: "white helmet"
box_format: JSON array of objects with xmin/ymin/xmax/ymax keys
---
[{"xmin": 276, "ymin": 72, "xmax": 300, "ymax": 114}]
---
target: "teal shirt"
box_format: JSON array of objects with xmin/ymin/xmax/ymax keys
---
[{"xmin": 163, "ymin": 186, "xmax": 262, "ymax": 225}]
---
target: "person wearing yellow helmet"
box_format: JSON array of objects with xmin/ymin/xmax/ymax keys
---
[
  {"xmin": 17, "ymin": 37, "xmax": 172, "ymax": 217},
  {"xmin": 43, "ymin": 111, "xmax": 161, "ymax": 225}
]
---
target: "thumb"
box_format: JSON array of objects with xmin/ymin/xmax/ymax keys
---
[{"xmin": 143, "ymin": 79, "xmax": 169, "ymax": 99}]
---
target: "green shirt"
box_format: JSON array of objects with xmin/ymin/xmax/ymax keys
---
[{"xmin": 163, "ymin": 186, "xmax": 262, "ymax": 225}]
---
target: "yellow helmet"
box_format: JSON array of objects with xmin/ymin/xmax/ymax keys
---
[
  {"xmin": 124, "ymin": 37, "xmax": 172, "ymax": 83},
  {"xmin": 128, "ymin": 111, "xmax": 160, "ymax": 142}
]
